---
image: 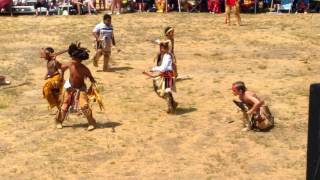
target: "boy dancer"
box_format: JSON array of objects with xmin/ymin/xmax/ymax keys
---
[
  {"xmin": 40, "ymin": 47, "xmax": 64, "ymax": 109},
  {"xmin": 92, "ymin": 14, "xmax": 116, "ymax": 72},
  {"xmin": 56, "ymin": 43, "xmax": 97, "ymax": 131},
  {"xmin": 164, "ymin": 26, "xmax": 175, "ymax": 54},
  {"xmin": 149, "ymin": 42, "xmax": 178, "ymax": 114},
  {"xmin": 156, "ymin": 27, "xmax": 178, "ymax": 77},
  {"xmin": 232, "ymin": 81, "xmax": 274, "ymax": 131},
  {"xmin": 225, "ymin": 0, "xmax": 241, "ymax": 26},
  {"xmin": 164, "ymin": 26, "xmax": 178, "ymax": 78}
]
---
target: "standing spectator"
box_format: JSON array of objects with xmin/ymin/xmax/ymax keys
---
[
  {"xmin": 208, "ymin": 0, "xmax": 221, "ymax": 13},
  {"xmin": 225, "ymin": 0, "xmax": 241, "ymax": 25},
  {"xmin": 110, "ymin": 0, "xmax": 122, "ymax": 14},
  {"xmin": 34, "ymin": 0, "xmax": 50, "ymax": 16},
  {"xmin": 136, "ymin": 0, "xmax": 145, "ymax": 12}
]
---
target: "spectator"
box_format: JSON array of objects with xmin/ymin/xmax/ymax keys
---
[
  {"xmin": 294, "ymin": 0, "xmax": 309, "ymax": 13},
  {"xmin": 110, "ymin": 0, "xmax": 122, "ymax": 14},
  {"xmin": 34, "ymin": 0, "xmax": 50, "ymax": 16},
  {"xmin": 136, "ymin": 0, "xmax": 145, "ymax": 12},
  {"xmin": 144, "ymin": 0, "xmax": 155, "ymax": 11},
  {"xmin": 155, "ymin": 0, "xmax": 166, "ymax": 12},
  {"xmin": 83, "ymin": 0, "xmax": 97, "ymax": 15},
  {"xmin": 208, "ymin": 0, "xmax": 221, "ymax": 13},
  {"xmin": 71, "ymin": 0, "xmax": 82, "ymax": 15},
  {"xmin": 225, "ymin": 0, "xmax": 241, "ymax": 26},
  {"xmin": 92, "ymin": 14, "xmax": 117, "ymax": 71}
]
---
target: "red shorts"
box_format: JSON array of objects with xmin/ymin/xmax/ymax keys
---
[{"xmin": 226, "ymin": 0, "xmax": 236, "ymax": 6}]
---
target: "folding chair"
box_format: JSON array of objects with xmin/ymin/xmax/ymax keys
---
[
  {"xmin": 278, "ymin": 0, "xmax": 293, "ymax": 12},
  {"xmin": 188, "ymin": 0, "xmax": 200, "ymax": 12}
]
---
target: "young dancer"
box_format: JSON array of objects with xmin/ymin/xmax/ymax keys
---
[
  {"xmin": 40, "ymin": 47, "xmax": 64, "ymax": 109},
  {"xmin": 232, "ymin": 81, "xmax": 274, "ymax": 131},
  {"xmin": 56, "ymin": 43, "xmax": 97, "ymax": 131},
  {"xmin": 148, "ymin": 42, "xmax": 178, "ymax": 114}
]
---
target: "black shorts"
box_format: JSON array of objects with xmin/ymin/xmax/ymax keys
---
[{"xmin": 34, "ymin": 1, "xmax": 49, "ymax": 9}]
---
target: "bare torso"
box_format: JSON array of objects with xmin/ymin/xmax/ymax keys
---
[
  {"xmin": 64, "ymin": 60, "xmax": 94, "ymax": 89},
  {"xmin": 47, "ymin": 60, "xmax": 61, "ymax": 76},
  {"xmin": 240, "ymin": 91, "xmax": 262, "ymax": 108}
]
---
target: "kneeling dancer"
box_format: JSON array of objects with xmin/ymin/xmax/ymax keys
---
[
  {"xmin": 232, "ymin": 81, "xmax": 274, "ymax": 131},
  {"xmin": 56, "ymin": 43, "xmax": 97, "ymax": 131}
]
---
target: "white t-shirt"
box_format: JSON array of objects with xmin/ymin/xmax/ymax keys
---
[
  {"xmin": 93, "ymin": 22, "xmax": 113, "ymax": 48},
  {"xmin": 152, "ymin": 53, "xmax": 173, "ymax": 72}
]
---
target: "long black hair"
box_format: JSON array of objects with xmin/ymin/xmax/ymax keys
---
[
  {"xmin": 45, "ymin": 47, "xmax": 54, "ymax": 54},
  {"xmin": 68, "ymin": 42, "xmax": 89, "ymax": 61}
]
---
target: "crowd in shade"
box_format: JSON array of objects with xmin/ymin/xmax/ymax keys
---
[{"xmin": 0, "ymin": 0, "xmax": 319, "ymax": 16}]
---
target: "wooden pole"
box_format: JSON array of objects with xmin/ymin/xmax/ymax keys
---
[
  {"xmin": 165, "ymin": 0, "xmax": 168, "ymax": 12},
  {"xmin": 254, "ymin": 0, "xmax": 257, "ymax": 13}
]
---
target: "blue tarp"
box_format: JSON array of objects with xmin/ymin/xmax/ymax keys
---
[{"xmin": 280, "ymin": 0, "xmax": 293, "ymax": 10}]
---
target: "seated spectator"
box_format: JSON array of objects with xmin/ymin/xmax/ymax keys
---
[
  {"xmin": 121, "ymin": 0, "xmax": 135, "ymax": 13},
  {"xmin": 294, "ymin": 0, "xmax": 309, "ymax": 13},
  {"xmin": 71, "ymin": 0, "xmax": 82, "ymax": 14},
  {"xmin": 83, "ymin": 0, "xmax": 97, "ymax": 15},
  {"xmin": 145, "ymin": 0, "xmax": 156, "ymax": 12},
  {"xmin": 34, "ymin": 0, "xmax": 50, "ymax": 16},
  {"xmin": 167, "ymin": 0, "xmax": 178, "ymax": 11},
  {"xmin": 49, "ymin": 0, "xmax": 59, "ymax": 12}
]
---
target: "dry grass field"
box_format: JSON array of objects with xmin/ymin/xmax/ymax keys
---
[{"xmin": 0, "ymin": 13, "xmax": 319, "ymax": 179}]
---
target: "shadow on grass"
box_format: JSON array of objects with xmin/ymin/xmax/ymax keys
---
[
  {"xmin": 176, "ymin": 77, "xmax": 192, "ymax": 82},
  {"xmin": 96, "ymin": 66, "xmax": 133, "ymax": 73},
  {"xmin": 175, "ymin": 107, "xmax": 197, "ymax": 115},
  {"xmin": 65, "ymin": 121, "xmax": 122, "ymax": 132}
]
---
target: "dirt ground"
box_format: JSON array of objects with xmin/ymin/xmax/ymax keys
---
[{"xmin": 0, "ymin": 13, "xmax": 319, "ymax": 179}]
